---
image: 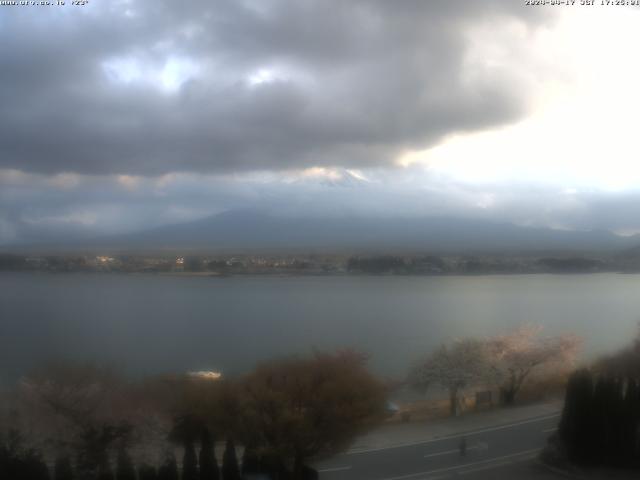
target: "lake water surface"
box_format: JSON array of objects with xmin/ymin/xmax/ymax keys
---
[{"xmin": 1, "ymin": 272, "xmax": 639, "ymax": 384}]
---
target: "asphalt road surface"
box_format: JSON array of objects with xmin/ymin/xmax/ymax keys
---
[{"xmin": 315, "ymin": 413, "xmax": 561, "ymax": 480}]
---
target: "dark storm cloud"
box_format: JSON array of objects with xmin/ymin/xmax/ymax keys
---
[{"xmin": 0, "ymin": 0, "xmax": 552, "ymax": 175}]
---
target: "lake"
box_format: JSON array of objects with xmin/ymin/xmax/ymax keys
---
[{"xmin": 1, "ymin": 272, "xmax": 639, "ymax": 384}]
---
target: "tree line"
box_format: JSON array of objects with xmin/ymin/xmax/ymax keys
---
[
  {"xmin": 548, "ymin": 327, "xmax": 640, "ymax": 469},
  {"xmin": 0, "ymin": 428, "xmax": 242, "ymax": 480},
  {"xmin": 558, "ymin": 370, "xmax": 640, "ymax": 467},
  {"xmin": 0, "ymin": 350, "xmax": 386, "ymax": 480}
]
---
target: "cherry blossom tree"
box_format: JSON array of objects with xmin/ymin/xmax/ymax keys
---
[
  {"xmin": 486, "ymin": 326, "xmax": 581, "ymax": 405},
  {"xmin": 410, "ymin": 339, "xmax": 490, "ymax": 416}
]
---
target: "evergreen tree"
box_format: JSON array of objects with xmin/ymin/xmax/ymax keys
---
[
  {"xmin": 22, "ymin": 449, "xmax": 51, "ymax": 480},
  {"xmin": 76, "ymin": 425, "xmax": 128, "ymax": 479},
  {"xmin": 0, "ymin": 431, "xmax": 50, "ymax": 480},
  {"xmin": 221, "ymin": 439, "xmax": 240, "ymax": 480},
  {"xmin": 622, "ymin": 379, "xmax": 639, "ymax": 466},
  {"xmin": 54, "ymin": 455, "xmax": 74, "ymax": 480},
  {"xmin": 559, "ymin": 369, "xmax": 594, "ymax": 464},
  {"xmin": 608, "ymin": 378, "xmax": 626, "ymax": 464},
  {"xmin": 258, "ymin": 453, "xmax": 286, "ymax": 480},
  {"xmin": 632, "ymin": 379, "xmax": 640, "ymax": 465},
  {"xmin": 300, "ymin": 465, "xmax": 319, "ymax": 480},
  {"xmin": 240, "ymin": 446, "xmax": 260, "ymax": 477},
  {"xmin": 183, "ymin": 439, "xmax": 198, "ymax": 480},
  {"xmin": 559, "ymin": 371, "xmax": 640, "ymax": 467},
  {"xmin": 198, "ymin": 428, "xmax": 219, "ymax": 480},
  {"xmin": 169, "ymin": 415, "xmax": 202, "ymax": 447},
  {"xmin": 157, "ymin": 452, "xmax": 179, "ymax": 480},
  {"xmin": 138, "ymin": 464, "xmax": 157, "ymax": 480},
  {"xmin": 590, "ymin": 375, "xmax": 609, "ymax": 465},
  {"xmin": 115, "ymin": 448, "xmax": 136, "ymax": 480},
  {"xmin": 97, "ymin": 457, "xmax": 114, "ymax": 480},
  {"xmin": 1, "ymin": 429, "xmax": 25, "ymax": 480},
  {"xmin": 0, "ymin": 436, "xmax": 7, "ymax": 480}
]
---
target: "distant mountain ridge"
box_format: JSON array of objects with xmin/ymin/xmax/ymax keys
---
[{"xmin": 37, "ymin": 210, "xmax": 640, "ymax": 253}]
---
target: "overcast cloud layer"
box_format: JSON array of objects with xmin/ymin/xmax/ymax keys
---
[
  {"xmin": 5, "ymin": 1, "xmax": 640, "ymax": 245},
  {"xmin": 0, "ymin": 0, "xmax": 551, "ymax": 175}
]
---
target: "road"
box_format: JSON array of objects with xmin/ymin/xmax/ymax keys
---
[{"xmin": 315, "ymin": 413, "xmax": 561, "ymax": 480}]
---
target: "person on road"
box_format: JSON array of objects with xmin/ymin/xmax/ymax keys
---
[{"xmin": 459, "ymin": 437, "xmax": 467, "ymax": 457}]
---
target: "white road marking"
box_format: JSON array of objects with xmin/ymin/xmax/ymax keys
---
[
  {"xmin": 347, "ymin": 413, "xmax": 560, "ymax": 455},
  {"xmin": 423, "ymin": 445, "xmax": 481, "ymax": 458},
  {"xmin": 423, "ymin": 448, "xmax": 461, "ymax": 458},
  {"xmin": 379, "ymin": 448, "xmax": 542, "ymax": 480},
  {"xmin": 457, "ymin": 448, "xmax": 541, "ymax": 475},
  {"xmin": 317, "ymin": 465, "xmax": 352, "ymax": 473},
  {"xmin": 542, "ymin": 427, "xmax": 557, "ymax": 433},
  {"xmin": 458, "ymin": 461, "xmax": 512, "ymax": 475},
  {"xmin": 477, "ymin": 441, "xmax": 489, "ymax": 451}
]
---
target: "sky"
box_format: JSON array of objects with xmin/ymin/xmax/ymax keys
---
[{"xmin": 2, "ymin": 0, "xmax": 640, "ymax": 245}]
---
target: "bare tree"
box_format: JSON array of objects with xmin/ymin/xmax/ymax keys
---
[
  {"xmin": 239, "ymin": 350, "xmax": 386, "ymax": 479},
  {"xmin": 16, "ymin": 362, "xmax": 138, "ymax": 478},
  {"xmin": 486, "ymin": 326, "xmax": 581, "ymax": 405},
  {"xmin": 19, "ymin": 363, "xmax": 120, "ymax": 430},
  {"xmin": 410, "ymin": 339, "xmax": 490, "ymax": 416}
]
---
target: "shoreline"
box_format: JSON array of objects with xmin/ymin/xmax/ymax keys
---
[{"xmin": 1, "ymin": 269, "xmax": 638, "ymax": 277}]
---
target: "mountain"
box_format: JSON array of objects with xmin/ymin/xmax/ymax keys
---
[{"xmin": 38, "ymin": 210, "xmax": 640, "ymax": 253}]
